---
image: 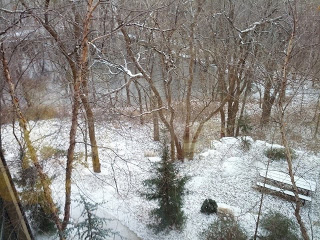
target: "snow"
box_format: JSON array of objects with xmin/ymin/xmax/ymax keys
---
[
  {"xmin": 221, "ymin": 157, "xmax": 243, "ymax": 177},
  {"xmin": 217, "ymin": 203, "xmax": 242, "ymax": 216},
  {"xmin": 2, "ymin": 120, "xmax": 320, "ymax": 239}
]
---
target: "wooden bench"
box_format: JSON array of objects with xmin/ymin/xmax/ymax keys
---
[
  {"xmin": 260, "ymin": 170, "xmax": 316, "ymax": 193},
  {"xmin": 256, "ymin": 182, "xmax": 312, "ymax": 202},
  {"xmin": 257, "ymin": 170, "xmax": 316, "ymax": 203}
]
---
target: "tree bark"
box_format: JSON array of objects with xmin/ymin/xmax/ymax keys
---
[
  {"xmin": 236, "ymin": 78, "xmax": 251, "ymax": 136},
  {"xmin": 80, "ymin": 94, "xmax": 100, "ymax": 172},
  {"xmin": 260, "ymin": 78, "xmax": 279, "ymax": 126},
  {"xmin": 62, "ymin": 91, "xmax": 80, "ymax": 230},
  {"xmin": 78, "ymin": 0, "xmax": 101, "ymax": 173},
  {"xmin": 151, "ymin": 93, "xmax": 160, "ymax": 141},
  {"xmin": 124, "ymin": 74, "xmax": 131, "ymax": 106},
  {"xmin": 134, "ymin": 81, "xmax": 144, "ymax": 125}
]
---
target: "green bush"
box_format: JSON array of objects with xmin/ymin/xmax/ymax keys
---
[
  {"xmin": 240, "ymin": 137, "xmax": 252, "ymax": 151},
  {"xmin": 142, "ymin": 144, "xmax": 189, "ymax": 233},
  {"xmin": 264, "ymin": 147, "xmax": 296, "ymax": 161},
  {"xmin": 260, "ymin": 211, "xmax": 299, "ymax": 240},
  {"xmin": 201, "ymin": 215, "xmax": 247, "ymax": 240},
  {"xmin": 15, "ymin": 166, "xmax": 56, "ymax": 235},
  {"xmin": 28, "ymin": 199, "xmax": 57, "ymax": 234},
  {"xmin": 200, "ymin": 199, "xmax": 217, "ymax": 215},
  {"xmin": 238, "ymin": 115, "xmax": 252, "ymax": 135}
]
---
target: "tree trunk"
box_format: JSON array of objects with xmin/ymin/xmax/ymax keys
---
[
  {"xmin": 42, "ymin": 0, "xmax": 101, "ymax": 173},
  {"xmin": 183, "ymin": 1, "xmax": 204, "ymax": 159},
  {"xmin": 226, "ymin": 101, "xmax": 239, "ymax": 136},
  {"xmin": 151, "ymin": 93, "xmax": 160, "ymax": 141},
  {"xmin": 188, "ymin": 97, "xmax": 228, "ymax": 159},
  {"xmin": 226, "ymin": 66, "xmax": 237, "ymax": 137},
  {"xmin": 78, "ymin": 0, "xmax": 101, "ymax": 173},
  {"xmin": 80, "ymin": 94, "xmax": 101, "ymax": 173},
  {"xmin": 170, "ymin": 139, "xmax": 175, "ymax": 161},
  {"xmin": 134, "ymin": 81, "xmax": 144, "ymax": 125},
  {"xmin": 62, "ymin": 91, "xmax": 80, "ymax": 230},
  {"xmin": 226, "ymin": 65, "xmax": 244, "ymax": 137},
  {"xmin": 236, "ymin": 79, "xmax": 251, "ymax": 136},
  {"xmin": 260, "ymin": 80, "xmax": 274, "ymax": 125},
  {"xmin": 124, "ymin": 74, "xmax": 131, "ymax": 106},
  {"xmin": 217, "ymin": 69, "xmax": 226, "ymax": 138},
  {"xmin": 220, "ymin": 108, "xmax": 226, "ymax": 138}
]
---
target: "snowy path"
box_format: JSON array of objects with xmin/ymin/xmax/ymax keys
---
[{"xmin": 103, "ymin": 215, "xmax": 141, "ymax": 240}]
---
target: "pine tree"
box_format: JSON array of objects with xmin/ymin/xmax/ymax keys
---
[
  {"xmin": 143, "ymin": 144, "xmax": 189, "ymax": 233},
  {"xmin": 71, "ymin": 195, "xmax": 114, "ymax": 240}
]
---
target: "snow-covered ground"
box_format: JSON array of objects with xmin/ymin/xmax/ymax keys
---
[{"xmin": 2, "ymin": 119, "xmax": 320, "ymax": 239}]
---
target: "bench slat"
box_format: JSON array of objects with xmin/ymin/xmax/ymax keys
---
[
  {"xmin": 259, "ymin": 170, "xmax": 316, "ymax": 192},
  {"xmin": 256, "ymin": 182, "xmax": 312, "ymax": 202}
]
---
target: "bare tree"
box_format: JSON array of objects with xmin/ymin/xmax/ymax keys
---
[
  {"xmin": 276, "ymin": 1, "xmax": 310, "ymax": 239},
  {"xmin": 18, "ymin": 0, "xmax": 101, "ymax": 173}
]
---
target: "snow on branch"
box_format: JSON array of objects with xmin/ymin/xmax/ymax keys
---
[
  {"xmin": 89, "ymin": 42, "xmax": 143, "ymax": 78},
  {"xmin": 89, "ymin": 42, "xmax": 143, "ymax": 96},
  {"xmin": 0, "ymin": 8, "xmax": 25, "ymax": 14},
  {"xmin": 95, "ymin": 58, "xmax": 143, "ymax": 78},
  {"xmin": 239, "ymin": 16, "xmax": 283, "ymax": 34},
  {"xmin": 124, "ymin": 107, "xmax": 168, "ymax": 118},
  {"xmin": 126, "ymin": 23, "xmax": 174, "ymax": 32}
]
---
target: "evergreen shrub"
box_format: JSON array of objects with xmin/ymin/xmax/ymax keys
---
[
  {"xmin": 238, "ymin": 115, "xmax": 252, "ymax": 135},
  {"xmin": 142, "ymin": 144, "xmax": 189, "ymax": 233},
  {"xmin": 240, "ymin": 137, "xmax": 252, "ymax": 151},
  {"xmin": 260, "ymin": 211, "xmax": 299, "ymax": 240},
  {"xmin": 200, "ymin": 199, "xmax": 217, "ymax": 215},
  {"xmin": 201, "ymin": 215, "xmax": 247, "ymax": 240},
  {"xmin": 264, "ymin": 147, "xmax": 296, "ymax": 161},
  {"xmin": 28, "ymin": 197, "xmax": 57, "ymax": 234},
  {"xmin": 15, "ymin": 166, "xmax": 56, "ymax": 235}
]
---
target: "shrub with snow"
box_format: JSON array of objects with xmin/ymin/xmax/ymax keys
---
[
  {"xmin": 201, "ymin": 215, "xmax": 247, "ymax": 240},
  {"xmin": 260, "ymin": 211, "xmax": 299, "ymax": 240},
  {"xmin": 264, "ymin": 147, "xmax": 296, "ymax": 161}
]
